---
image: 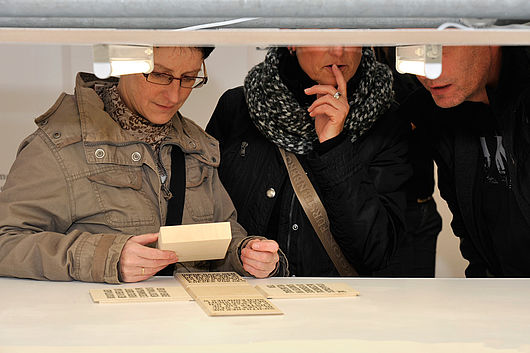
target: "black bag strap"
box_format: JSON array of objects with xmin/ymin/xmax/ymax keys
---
[
  {"xmin": 158, "ymin": 145, "xmax": 185, "ymax": 276},
  {"xmin": 165, "ymin": 145, "xmax": 186, "ymax": 226}
]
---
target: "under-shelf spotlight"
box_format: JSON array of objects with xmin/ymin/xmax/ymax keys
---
[
  {"xmin": 395, "ymin": 45, "xmax": 442, "ymax": 79},
  {"xmin": 93, "ymin": 44, "xmax": 154, "ymax": 79}
]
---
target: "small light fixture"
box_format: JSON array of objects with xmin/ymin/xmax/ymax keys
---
[
  {"xmin": 93, "ymin": 44, "xmax": 154, "ymax": 79},
  {"xmin": 395, "ymin": 45, "xmax": 442, "ymax": 79}
]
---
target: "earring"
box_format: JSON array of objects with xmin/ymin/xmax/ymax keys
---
[{"xmin": 288, "ymin": 47, "xmax": 296, "ymax": 56}]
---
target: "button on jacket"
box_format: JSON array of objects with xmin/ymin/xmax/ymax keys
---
[{"xmin": 0, "ymin": 73, "xmax": 260, "ymax": 283}]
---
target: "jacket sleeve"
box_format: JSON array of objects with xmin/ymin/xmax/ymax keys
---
[
  {"xmin": 0, "ymin": 132, "xmax": 131, "ymax": 283},
  {"xmin": 207, "ymin": 166, "xmax": 289, "ymax": 277},
  {"xmin": 306, "ymin": 112, "xmax": 411, "ymax": 273}
]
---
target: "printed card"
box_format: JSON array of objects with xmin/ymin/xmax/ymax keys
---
[
  {"xmin": 176, "ymin": 271, "xmax": 283, "ymax": 316},
  {"xmin": 255, "ymin": 282, "xmax": 360, "ymax": 299},
  {"xmin": 176, "ymin": 272, "xmax": 247, "ymax": 287},
  {"xmin": 89, "ymin": 286, "xmax": 191, "ymax": 303},
  {"xmin": 195, "ymin": 296, "xmax": 283, "ymax": 316}
]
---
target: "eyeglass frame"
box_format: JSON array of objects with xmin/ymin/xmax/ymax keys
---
[{"xmin": 142, "ymin": 62, "xmax": 208, "ymax": 89}]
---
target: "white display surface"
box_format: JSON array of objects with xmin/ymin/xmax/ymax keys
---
[{"xmin": 0, "ymin": 277, "xmax": 529, "ymax": 353}]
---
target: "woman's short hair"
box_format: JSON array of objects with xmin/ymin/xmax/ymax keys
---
[{"xmin": 196, "ymin": 46, "xmax": 215, "ymax": 59}]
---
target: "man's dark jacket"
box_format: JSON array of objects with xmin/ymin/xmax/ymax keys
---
[
  {"xmin": 206, "ymin": 87, "xmax": 410, "ymax": 276},
  {"xmin": 406, "ymin": 47, "xmax": 530, "ymax": 277}
]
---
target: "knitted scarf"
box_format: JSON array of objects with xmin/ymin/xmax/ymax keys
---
[{"xmin": 244, "ymin": 47, "xmax": 394, "ymax": 154}]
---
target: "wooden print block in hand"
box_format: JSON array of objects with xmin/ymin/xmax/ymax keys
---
[{"xmin": 157, "ymin": 222, "xmax": 232, "ymax": 262}]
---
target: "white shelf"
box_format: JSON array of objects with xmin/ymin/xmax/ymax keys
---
[{"xmin": 2, "ymin": 27, "xmax": 530, "ymax": 46}]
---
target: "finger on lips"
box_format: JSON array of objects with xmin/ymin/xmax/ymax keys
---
[{"xmin": 332, "ymin": 64, "xmax": 347, "ymax": 92}]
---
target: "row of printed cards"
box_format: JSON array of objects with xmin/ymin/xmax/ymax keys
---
[{"xmin": 90, "ymin": 272, "xmax": 359, "ymax": 316}]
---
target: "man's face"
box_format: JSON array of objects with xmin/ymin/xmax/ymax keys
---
[
  {"xmin": 117, "ymin": 47, "xmax": 203, "ymax": 125},
  {"xmin": 416, "ymin": 46, "xmax": 499, "ymax": 108}
]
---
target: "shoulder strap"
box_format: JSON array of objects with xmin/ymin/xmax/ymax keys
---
[
  {"xmin": 166, "ymin": 145, "xmax": 186, "ymax": 226},
  {"xmin": 279, "ymin": 148, "xmax": 359, "ymax": 277}
]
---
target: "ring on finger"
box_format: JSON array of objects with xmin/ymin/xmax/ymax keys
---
[
  {"xmin": 141, "ymin": 267, "xmax": 145, "ymax": 275},
  {"xmin": 333, "ymin": 91, "xmax": 341, "ymax": 100}
]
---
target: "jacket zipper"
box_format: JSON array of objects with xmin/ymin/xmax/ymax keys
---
[{"xmin": 286, "ymin": 191, "xmax": 297, "ymax": 256}]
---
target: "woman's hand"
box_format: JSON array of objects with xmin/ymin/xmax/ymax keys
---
[
  {"xmin": 119, "ymin": 233, "xmax": 178, "ymax": 282},
  {"xmin": 305, "ymin": 64, "xmax": 349, "ymax": 143},
  {"xmin": 240, "ymin": 239, "xmax": 280, "ymax": 278}
]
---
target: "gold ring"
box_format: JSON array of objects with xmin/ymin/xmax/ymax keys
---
[
  {"xmin": 333, "ymin": 91, "xmax": 341, "ymax": 100},
  {"xmin": 141, "ymin": 267, "xmax": 145, "ymax": 275}
]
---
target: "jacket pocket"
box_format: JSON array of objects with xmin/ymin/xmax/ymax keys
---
[
  {"xmin": 184, "ymin": 158, "xmax": 214, "ymax": 222},
  {"xmin": 87, "ymin": 166, "xmax": 157, "ymax": 227}
]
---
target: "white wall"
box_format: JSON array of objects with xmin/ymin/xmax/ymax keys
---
[{"xmin": 0, "ymin": 44, "xmax": 466, "ymax": 277}]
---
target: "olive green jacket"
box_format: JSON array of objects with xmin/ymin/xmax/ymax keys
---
[{"xmin": 0, "ymin": 73, "xmax": 266, "ymax": 283}]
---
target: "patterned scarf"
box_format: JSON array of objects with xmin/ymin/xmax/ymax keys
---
[
  {"xmin": 95, "ymin": 84, "xmax": 172, "ymax": 153},
  {"xmin": 244, "ymin": 47, "xmax": 394, "ymax": 154}
]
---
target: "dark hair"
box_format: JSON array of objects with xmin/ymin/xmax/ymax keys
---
[{"xmin": 195, "ymin": 46, "xmax": 215, "ymax": 59}]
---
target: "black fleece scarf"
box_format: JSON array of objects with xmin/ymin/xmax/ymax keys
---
[{"xmin": 244, "ymin": 47, "xmax": 394, "ymax": 154}]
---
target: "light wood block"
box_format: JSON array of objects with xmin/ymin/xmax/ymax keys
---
[{"xmin": 157, "ymin": 222, "xmax": 231, "ymax": 262}]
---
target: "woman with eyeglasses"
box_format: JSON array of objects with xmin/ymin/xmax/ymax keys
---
[
  {"xmin": 0, "ymin": 46, "xmax": 285, "ymax": 283},
  {"xmin": 207, "ymin": 46, "xmax": 411, "ymax": 276}
]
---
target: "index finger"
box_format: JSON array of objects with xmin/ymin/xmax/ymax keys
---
[
  {"xmin": 332, "ymin": 64, "xmax": 347, "ymax": 97},
  {"xmin": 250, "ymin": 239, "xmax": 279, "ymax": 253}
]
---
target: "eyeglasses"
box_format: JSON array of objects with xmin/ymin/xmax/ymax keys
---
[{"xmin": 142, "ymin": 62, "xmax": 208, "ymax": 89}]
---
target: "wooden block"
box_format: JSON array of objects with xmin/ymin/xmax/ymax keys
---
[
  {"xmin": 89, "ymin": 287, "xmax": 191, "ymax": 303},
  {"xmin": 157, "ymin": 222, "xmax": 232, "ymax": 262},
  {"xmin": 255, "ymin": 282, "xmax": 360, "ymax": 299}
]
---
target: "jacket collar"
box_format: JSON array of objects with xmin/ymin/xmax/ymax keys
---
[{"xmin": 74, "ymin": 72, "xmax": 218, "ymax": 166}]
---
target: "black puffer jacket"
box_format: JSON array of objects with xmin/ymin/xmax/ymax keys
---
[
  {"xmin": 406, "ymin": 46, "xmax": 530, "ymax": 277},
  {"xmin": 206, "ymin": 87, "xmax": 411, "ymax": 276}
]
